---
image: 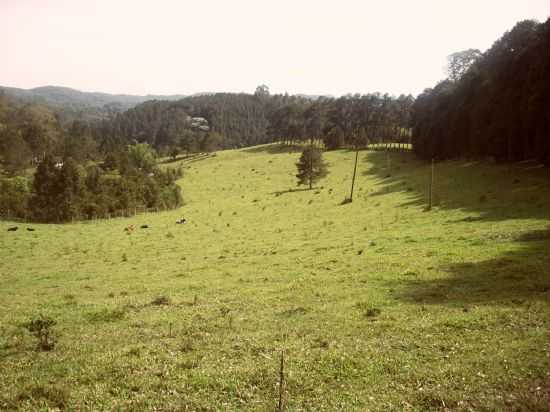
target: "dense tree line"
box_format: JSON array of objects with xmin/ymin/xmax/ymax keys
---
[
  {"xmin": 0, "ymin": 144, "xmax": 182, "ymax": 222},
  {"xmin": 413, "ymin": 18, "xmax": 550, "ymax": 164},
  {"xmin": 2, "ymin": 86, "xmax": 414, "ymax": 175},
  {"xmin": 268, "ymin": 93, "xmax": 413, "ymax": 150},
  {"xmin": 88, "ymin": 89, "xmax": 413, "ymax": 155}
]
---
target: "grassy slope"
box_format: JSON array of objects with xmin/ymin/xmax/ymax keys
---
[{"xmin": 1, "ymin": 146, "xmax": 550, "ymax": 411}]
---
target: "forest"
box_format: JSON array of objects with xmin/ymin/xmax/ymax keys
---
[
  {"xmin": 0, "ymin": 86, "xmax": 414, "ymax": 173},
  {"xmin": 413, "ymin": 18, "xmax": 550, "ymax": 163}
]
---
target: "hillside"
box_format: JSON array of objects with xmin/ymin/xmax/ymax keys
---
[{"xmin": 1, "ymin": 146, "xmax": 550, "ymax": 411}]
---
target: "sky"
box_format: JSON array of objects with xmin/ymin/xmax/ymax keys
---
[{"xmin": 0, "ymin": 0, "xmax": 548, "ymax": 97}]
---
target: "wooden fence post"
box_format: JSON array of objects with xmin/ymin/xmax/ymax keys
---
[
  {"xmin": 428, "ymin": 158, "xmax": 434, "ymax": 211},
  {"xmin": 278, "ymin": 350, "xmax": 286, "ymax": 412}
]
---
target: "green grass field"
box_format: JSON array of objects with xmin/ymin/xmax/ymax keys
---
[{"xmin": 1, "ymin": 145, "xmax": 550, "ymax": 411}]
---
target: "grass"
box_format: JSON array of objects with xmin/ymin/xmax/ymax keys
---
[{"xmin": 1, "ymin": 145, "xmax": 550, "ymax": 411}]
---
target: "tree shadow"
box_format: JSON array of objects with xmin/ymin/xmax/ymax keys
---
[
  {"xmin": 362, "ymin": 151, "xmax": 550, "ymax": 222},
  {"xmin": 361, "ymin": 151, "xmax": 550, "ymax": 306},
  {"xmin": 271, "ymin": 187, "xmax": 313, "ymax": 196},
  {"xmin": 393, "ymin": 229, "xmax": 550, "ymax": 306}
]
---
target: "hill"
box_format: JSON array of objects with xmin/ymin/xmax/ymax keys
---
[
  {"xmin": 0, "ymin": 85, "xmax": 187, "ymax": 122},
  {"xmin": 1, "ymin": 146, "xmax": 550, "ymax": 410},
  {"xmin": 0, "ymin": 85, "xmax": 186, "ymax": 109}
]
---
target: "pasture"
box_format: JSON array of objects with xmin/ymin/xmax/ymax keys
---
[{"xmin": 1, "ymin": 145, "xmax": 550, "ymax": 411}]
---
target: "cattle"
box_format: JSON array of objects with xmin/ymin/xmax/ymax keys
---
[
  {"xmin": 7, "ymin": 226, "xmax": 18, "ymax": 232},
  {"xmin": 176, "ymin": 218, "xmax": 186, "ymax": 225},
  {"xmin": 26, "ymin": 228, "xmax": 35, "ymax": 232},
  {"xmin": 140, "ymin": 225, "xmax": 149, "ymax": 229},
  {"xmin": 124, "ymin": 225, "xmax": 135, "ymax": 233}
]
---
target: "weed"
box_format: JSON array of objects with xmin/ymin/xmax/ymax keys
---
[
  {"xmin": 151, "ymin": 295, "xmax": 171, "ymax": 306},
  {"xmin": 365, "ymin": 308, "xmax": 381, "ymax": 318},
  {"xmin": 23, "ymin": 315, "xmax": 56, "ymax": 351},
  {"xmin": 86, "ymin": 307, "xmax": 126, "ymax": 323},
  {"xmin": 16, "ymin": 384, "xmax": 70, "ymax": 409}
]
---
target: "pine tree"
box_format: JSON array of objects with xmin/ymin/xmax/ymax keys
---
[
  {"xmin": 31, "ymin": 155, "xmax": 61, "ymax": 222},
  {"xmin": 296, "ymin": 146, "xmax": 329, "ymax": 190}
]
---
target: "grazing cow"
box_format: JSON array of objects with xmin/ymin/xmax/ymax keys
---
[
  {"xmin": 140, "ymin": 225, "xmax": 149, "ymax": 229},
  {"xmin": 7, "ymin": 226, "xmax": 18, "ymax": 232},
  {"xmin": 124, "ymin": 225, "xmax": 135, "ymax": 233},
  {"xmin": 176, "ymin": 218, "xmax": 186, "ymax": 225},
  {"xmin": 26, "ymin": 228, "xmax": 35, "ymax": 232}
]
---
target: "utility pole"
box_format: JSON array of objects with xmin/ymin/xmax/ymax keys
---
[
  {"xmin": 428, "ymin": 158, "xmax": 434, "ymax": 210},
  {"xmin": 349, "ymin": 148, "xmax": 359, "ymax": 202}
]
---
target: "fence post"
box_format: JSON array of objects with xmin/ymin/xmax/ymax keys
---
[
  {"xmin": 278, "ymin": 350, "xmax": 286, "ymax": 412},
  {"xmin": 428, "ymin": 158, "xmax": 434, "ymax": 211}
]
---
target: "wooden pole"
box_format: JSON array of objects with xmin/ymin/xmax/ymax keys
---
[
  {"xmin": 428, "ymin": 158, "xmax": 434, "ymax": 211},
  {"xmin": 278, "ymin": 350, "xmax": 285, "ymax": 412},
  {"xmin": 309, "ymin": 146, "xmax": 313, "ymax": 190},
  {"xmin": 349, "ymin": 149, "xmax": 359, "ymax": 202}
]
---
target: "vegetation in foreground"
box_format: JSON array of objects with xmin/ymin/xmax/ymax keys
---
[{"xmin": 1, "ymin": 145, "xmax": 550, "ymax": 411}]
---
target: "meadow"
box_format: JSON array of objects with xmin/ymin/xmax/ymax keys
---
[{"xmin": 1, "ymin": 145, "xmax": 550, "ymax": 411}]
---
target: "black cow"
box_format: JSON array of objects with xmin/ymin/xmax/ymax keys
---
[
  {"xmin": 7, "ymin": 227, "xmax": 18, "ymax": 231},
  {"xmin": 176, "ymin": 218, "xmax": 186, "ymax": 225},
  {"xmin": 27, "ymin": 228, "xmax": 35, "ymax": 232},
  {"xmin": 140, "ymin": 225, "xmax": 149, "ymax": 229}
]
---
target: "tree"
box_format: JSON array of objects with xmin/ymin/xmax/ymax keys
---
[
  {"xmin": 1, "ymin": 128, "xmax": 32, "ymax": 175},
  {"xmin": 254, "ymin": 84, "xmax": 270, "ymax": 97},
  {"xmin": 446, "ymin": 49, "xmax": 482, "ymax": 81},
  {"xmin": 31, "ymin": 155, "xmax": 61, "ymax": 221},
  {"xmin": 127, "ymin": 143, "xmax": 157, "ymax": 174},
  {"xmin": 324, "ymin": 126, "xmax": 345, "ymax": 150},
  {"xmin": 296, "ymin": 146, "xmax": 329, "ymax": 190},
  {"xmin": 56, "ymin": 157, "xmax": 85, "ymax": 221},
  {"xmin": 169, "ymin": 146, "xmax": 179, "ymax": 160},
  {"xmin": 200, "ymin": 131, "xmax": 223, "ymax": 153}
]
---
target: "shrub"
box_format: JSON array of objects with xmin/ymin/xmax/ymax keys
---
[{"xmin": 23, "ymin": 315, "xmax": 57, "ymax": 351}]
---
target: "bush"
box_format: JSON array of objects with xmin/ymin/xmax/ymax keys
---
[{"xmin": 23, "ymin": 315, "xmax": 56, "ymax": 351}]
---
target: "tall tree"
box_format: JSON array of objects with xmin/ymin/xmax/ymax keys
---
[{"xmin": 446, "ymin": 49, "xmax": 482, "ymax": 81}]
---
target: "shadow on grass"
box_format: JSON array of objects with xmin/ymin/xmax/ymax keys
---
[
  {"xmin": 394, "ymin": 230, "xmax": 550, "ymax": 306},
  {"xmin": 241, "ymin": 144, "xmax": 304, "ymax": 154},
  {"xmin": 271, "ymin": 187, "xmax": 313, "ymax": 196},
  {"xmin": 363, "ymin": 150, "xmax": 550, "ymax": 222},
  {"xmin": 361, "ymin": 151, "xmax": 550, "ymax": 305}
]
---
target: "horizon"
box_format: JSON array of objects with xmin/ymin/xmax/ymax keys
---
[{"xmin": 1, "ymin": 0, "xmax": 549, "ymax": 98}]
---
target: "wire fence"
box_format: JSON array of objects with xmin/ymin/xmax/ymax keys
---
[{"xmin": 0, "ymin": 204, "xmax": 178, "ymax": 225}]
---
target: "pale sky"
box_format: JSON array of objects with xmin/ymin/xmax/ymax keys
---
[{"xmin": 1, "ymin": 0, "xmax": 548, "ymax": 97}]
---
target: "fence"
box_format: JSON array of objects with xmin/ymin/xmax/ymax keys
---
[{"xmin": 0, "ymin": 204, "xmax": 176, "ymax": 225}]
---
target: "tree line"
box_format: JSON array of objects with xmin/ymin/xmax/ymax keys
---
[
  {"xmin": 1, "ymin": 85, "xmax": 414, "ymax": 177},
  {"xmin": 412, "ymin": 18, "xmax": 550, "ymax": 164},
  {"xmin": 88, "ymin": 88, "xmax": 413, "ymax": 154},
  {"xmin": 0, "ymin": 144, "xmax": 182, "ymax": 223}
]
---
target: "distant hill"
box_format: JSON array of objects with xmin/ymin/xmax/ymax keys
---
[{"xmin": 0, "ymin": 85, "xmax": 187, "ymax": 124}]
